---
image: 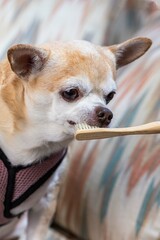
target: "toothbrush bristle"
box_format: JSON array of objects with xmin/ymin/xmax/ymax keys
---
[{"xmin": 76, "ymin": 123, "xmax": 97, "ymax": 130}]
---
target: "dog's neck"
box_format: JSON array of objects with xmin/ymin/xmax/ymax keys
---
[
  {"xmin": 0, "ymin": 61, "xmax": 71, "ymax": 166},
  {"xmin": 0, "ymin": 135, "xmax": 70, "ymax": 166}
]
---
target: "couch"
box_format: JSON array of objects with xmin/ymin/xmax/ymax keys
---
[
  {"xmin": 55, "ymin": 7, "xmax": 160, "ymax": 240},
  {"xmin": 0, "ymin": 1, "xmax": 159, "ymax": 240}
]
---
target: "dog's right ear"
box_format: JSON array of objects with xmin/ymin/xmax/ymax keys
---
[{"xmin": 7, "ymin": 44, "xmax": 49, "ymax": 80}]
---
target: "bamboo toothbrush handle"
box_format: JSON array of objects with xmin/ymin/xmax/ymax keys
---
[{"xmin": 76, "ymin": 121, "xmax": 160, "ymax": 140}]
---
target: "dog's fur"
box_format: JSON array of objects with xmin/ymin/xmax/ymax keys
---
[{"xmin": 0, "ymin": 38, "xmax": 151, "ymax": 240}]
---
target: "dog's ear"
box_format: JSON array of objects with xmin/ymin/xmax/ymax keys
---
[
  {"xmin": 108, "ymin": 37, "xmax": 152, "ymax": 69},
  {"xmin": 7, "ymin": 44, "xmax": 49, "ymax": 80}
]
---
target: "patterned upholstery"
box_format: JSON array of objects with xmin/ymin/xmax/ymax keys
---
[
  {"xmin": 0, "ymin": 1, "xmax": 159, "ymax": 239},
  {"xmin": 56, "ymin": 14, "xmax": 160, "ymax": 240},
  {"xmin": 0, "ymin": 0, "xmax": 113, "ymax": 59}
]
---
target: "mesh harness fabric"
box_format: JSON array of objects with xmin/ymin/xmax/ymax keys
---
[{"xmin": 0, "ymin": 148, "xmax": 67, "ymax": 226}]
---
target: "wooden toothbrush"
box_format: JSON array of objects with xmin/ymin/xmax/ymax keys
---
[{"xmin": 75, "ymin": 121, "xmax": 160, "ymax": 141}]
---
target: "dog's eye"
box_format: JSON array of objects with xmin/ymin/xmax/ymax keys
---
[
  {"xmin": 105, "ymin": 91, "xmax": 116, "ymax": 104},
  {"xmin": 61, "ymin": 88, "xmax": 79, "ymax": 102}
]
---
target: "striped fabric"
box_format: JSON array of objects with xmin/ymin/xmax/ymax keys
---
[
  {"xmin": 0, "ymin": 0, "xmax": 147, "ymax": 57},
  {"xmin": 0, "ymin": 0, "xmax": 113, "ymax": 60},
  {"xmin": 56, "ymin": 14, "xmax": 160, "ymax": 240},
  {"xmin": 0, "ymin": 1, "xmax": 159, "ymax": 239}
]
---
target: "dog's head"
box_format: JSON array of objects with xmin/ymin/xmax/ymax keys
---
[{"xmin": 7, "ymin": 38, "xmax": 151, "ymax": 143}]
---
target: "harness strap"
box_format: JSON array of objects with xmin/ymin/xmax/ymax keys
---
[{"xmin": 0, "ymin": 148, "xmax": 66, "ymax": 225}]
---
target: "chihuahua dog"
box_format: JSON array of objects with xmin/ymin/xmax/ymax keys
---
[{"xmin": 0, "ymin": 37, "xmax": 151, "ymax": 240}]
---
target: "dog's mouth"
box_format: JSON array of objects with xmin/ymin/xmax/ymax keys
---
[
  {"xmin": 67, "ymin": 120, "xmax": 111, "ymax": 128},
  {"xmin": 67, "ymin": 120, "xmax": 76, "ymax": 126}
]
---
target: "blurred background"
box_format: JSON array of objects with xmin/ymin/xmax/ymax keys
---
[
  {"xmin": 0, "ymin": 0, "xmax": 159, "ymax": 58},
  {"xmin": 0, "ymin": 1, "xmax": 160, "ymax": 240}
]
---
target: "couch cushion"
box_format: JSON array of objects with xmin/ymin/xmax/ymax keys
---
[{"xmin": 56, "ymin": 14, "xmax": 160, "ymax": 240}]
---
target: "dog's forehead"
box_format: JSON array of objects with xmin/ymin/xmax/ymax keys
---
[
  {"xmin": 46, "ymin": 41, "xmax": 115, "ymax": 83},
  {"xmin": 46, "ymin": 40, "xmax": 102, "ymax": 54}
]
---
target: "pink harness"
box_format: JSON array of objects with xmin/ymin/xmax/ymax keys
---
[{"xmin": 0, "ymin": 148, "xmax": 66, "ymax": 226}]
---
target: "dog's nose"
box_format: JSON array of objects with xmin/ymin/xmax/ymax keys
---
[{"xmin": 96, "ymin": 107, "xmax": 113, "ymax": 127}]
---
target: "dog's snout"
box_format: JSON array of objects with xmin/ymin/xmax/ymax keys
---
[{"xmin": 96, "ymin": 107, "xmax": 113, "ymax": 127}]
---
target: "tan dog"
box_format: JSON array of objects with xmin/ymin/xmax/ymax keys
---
[{"xmin": 0, "ymin": 38, "xmax": 151, "ymax": 240}]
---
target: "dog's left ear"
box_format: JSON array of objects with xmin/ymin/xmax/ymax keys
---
[
  {"xmin": 7, "ymin": 44, "xmax": 49, "ymax": 80},
  {"xmin": 108, "ymin": 37, "xmax": 152, "ymax": 69}
]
